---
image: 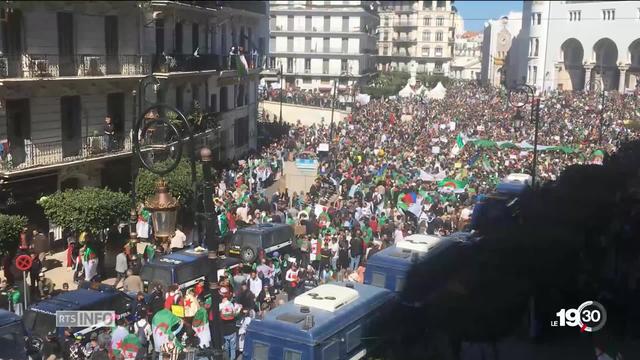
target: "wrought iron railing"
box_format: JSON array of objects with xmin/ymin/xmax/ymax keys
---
[
  {"xmin": 0, "ymin": 54, "xmax": 151, "ymax": 79},
  {"xmin": 0, "ymin": 134, "xmax": 132, "ymax": 172}
]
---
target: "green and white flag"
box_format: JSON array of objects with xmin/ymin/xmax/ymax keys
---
[
  {"xmin": 111, "ymin": 326, "xmax": 130, "ymax": 358},
  {"xmin": 235, "ymin": 54, "xmax": 248, "ymax": 77},
  {"xmin": 192, "ymin": 308, "xmax": 211, "ymax": 349},
  {"xmin": 152, "ymin": 309, "xmax": 184, "ymax": 352},
  {"xmin": 120, "ymin": 334, "xmax": 141, "ymax": 359},
  {"xmin": 218, "ymin": 213, "xmax": 229, "ymax": 236}
]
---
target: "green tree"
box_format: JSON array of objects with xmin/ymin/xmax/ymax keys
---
[
  {"xmin": 37, "ymin": 188, "xmax": 130, "ymax": 234},
  {"xmin": 0, "ymin": 214, "xmax": 27, "ymax": 256},
  {"xmin": 363, "ymin": 71, "xmax": 411, "ymax": 98},
  {"xmin": 135, "ymin": 158, "xmax": 203, "ymax": 207}
]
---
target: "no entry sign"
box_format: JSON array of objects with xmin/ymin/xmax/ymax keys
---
[{"xmin": 15, "ymin": 254, "xmax": 32, "ymax": 271}]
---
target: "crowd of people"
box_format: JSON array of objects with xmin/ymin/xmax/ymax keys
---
[
  {"xmin": 260, "ymin": 85, "xmax": 353, "ymax": 110},
  {"xmin": 2, "ymin": 80, "xmax": 639, "ymax": 359}
]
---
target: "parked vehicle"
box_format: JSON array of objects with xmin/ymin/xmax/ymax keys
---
[
  {"xmin": 365, "ymin": 233, "xmax": 470, "ymax": 293},
  {"xmin": 140, "ymin": 248, "xmax": 243, "ymax": 291},
  {"xmin": 244, "ymin": 282, "xmax": 394, "ymax": 360},
  {"xmin": 0, "ymin": 309, "xmax": 30, "ymax": 359},
  {"xmin": 228, "ymin": 223, "xmax": 296, "ymax": 263}
]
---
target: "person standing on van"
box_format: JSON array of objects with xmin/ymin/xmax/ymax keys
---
[
  {"xmin": 170, "ymin": 226, "xmax": 186, "ymax": 253},
  {"xmin": 285, "ymin": 263, "xmax": 300, "ymax": 299}
]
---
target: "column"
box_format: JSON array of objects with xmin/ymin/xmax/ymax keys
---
[
  {"xmin": 618, "ymin": 64, "xmax": 629, "ymax": 93},
  {"xmin": 584, "ymin": 63, "xmax": 594, "ymax": 91},
  {"xmin": 554, "ymin": 62, "xmax": 563, "ymax": 90}
]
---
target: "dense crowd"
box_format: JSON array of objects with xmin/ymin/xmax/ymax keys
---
[
  {"xmin": 2, "ymin": 80, "xmax": 639, "ymax": 360},
  {"xmin": 260, "ymin": 86, "xmax": 352, "ymax": 110}
]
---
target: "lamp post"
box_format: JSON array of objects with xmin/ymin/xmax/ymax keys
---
[
  {"xmin": 508, "ymin": 84, "xmax": 541, "ymax": 187},
  {"xmin": 132, "ymin": 89, "xmax": 219, "ymax": 256},
  {"xmin": 586, "ymin": 79, "xmax": 606, "ymax": 145},
  {"xmin": 279, "ymin": 63, "xmax": 284, "ymax": 123}
]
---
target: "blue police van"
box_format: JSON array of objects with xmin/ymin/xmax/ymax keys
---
[
  {"xmin": 471, "ymin": 173, "xmax": 530, "ymax": 230},
  {"xmin": 23, "ymin": 287, "xmax": 134, "ymax": 341},
  {"xmin": 244, "ymin": 282, "xmax": 394, "ymax": 360},
  {"xmin": 364, "ymin": 233, "xmax": 470, "ymax": 293},
  {"xmin": 0, "ymin": 309, "xmax": 29, "ymax": 359},
  {"xmin": 140, "ymin": 248, "xmax": 242, "ymax": 291}
]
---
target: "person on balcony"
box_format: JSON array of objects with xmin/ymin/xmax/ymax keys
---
[{"xmin": 104, "ymin": 116, "xmax": 115, "ymax": 152}]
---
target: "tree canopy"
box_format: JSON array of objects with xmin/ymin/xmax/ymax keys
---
[
  {"xmin": 135, "ymin": 158, "xmax": 203, "ymax": 207},
  {"xmin": 0, "ymin": 214, "xmax": 27, "ymax": 256},
  {"xmin": 38, "ymin": 188, "xmax": 130, "ymax": 234}
]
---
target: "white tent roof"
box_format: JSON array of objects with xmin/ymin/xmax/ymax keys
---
[
  {"xmin": 427, "ymin": 82, "xmax": 447, "ymax": 99},
  {"xmin": 398, "ymin": 83, "xmax": 427, "ymax": 98}
]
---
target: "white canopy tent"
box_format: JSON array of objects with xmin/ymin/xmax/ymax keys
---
[{"xmin": 427, "ymin": 82, "xmax": 447, "ymax": 99}]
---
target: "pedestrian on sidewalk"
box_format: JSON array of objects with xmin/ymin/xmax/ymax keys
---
[
  {"xmin": 29, "ymin": 252, "xmax": 42, "ymax": 295},
  {"xmin": 114, "ymin": 247, "xmax": 128, "ymax": 289}
]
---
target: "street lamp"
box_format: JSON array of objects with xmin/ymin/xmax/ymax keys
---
[
  {"xmin": 145, "ymin": 178, "xmax": 179, "ymax": 242},
  {"xmin": 132, "ymin": 77, "xmax": 219, "ymax": 254},
  {"xmin": 586, "ymin": 79, "xmax": 606, "ymax": 145},
  {"xmin": 508, "ymin": 84, "xmax": 541, "ymax": 187}
]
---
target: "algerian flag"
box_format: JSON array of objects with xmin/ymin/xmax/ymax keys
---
[
  {"xmin": 120, "ymin": 334, "xmax": 141, "ymax": 359},
  {"xmin": 218, "ymin": 213, "xmax": 229, "ymax": 236},
  {"xmin": 111, "ymin": 326, "xmax": 130, "ymax": 358},
  {"xmin": 482, "ymin": 154, "xmax": 493, "ymax": 172},
  {"xmin": 236, "ymin": 55, "xmax": 248, "ymax": 77},
  {"xmin": 438, "ymin": 178, "xmax": 467, "ymax": 193},
  {"xmin": 152, "ymin": 309, "xmax": 184, "ymax": 352},
  {"xmin": 144, "ymin": 244, "xmax": 156, "ymax": 262},
  {"xmin": 192, "ymin": 308, "xmax": 211, "ymax": 348}
]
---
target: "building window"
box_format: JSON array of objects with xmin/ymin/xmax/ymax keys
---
[
  {"xmin": 434, "ymin": 62, "xmax": 442, "ymax": 72},
  {"xmin": 302, "ymin": 78, "xmax": 311, "ymax": 84},
  {"xmin": 286, "ymin": 57, "xmax": 293, "ymax": 73},
  {"xmin": 341, "ymin": 59, "xmax": 348, "ymax": 72},
  {"xmin": 436, "ymin": 17, "xmax": 444, "ymax": 26},
  {"xmin": 234, "ymin": 116, "xmax": 249, "ymax": 147},
  {"xmin": 422, "ymin": 46, "xmax": 430, "ymax": 56},
  {"xmin": 602, "ymin": 9, "xmax": 615, "ymax": 20},
  {"xmin": 423, "ymin": 17, "xmax": 431, "ymax": 26},
  {"xmin": 304, "ymin": 58, "xmax": 311, "ymax": 73},
  {"xmin": 383, "ymin": 45, "xmax": 388, "ymax": 55},
  {"xmin": 532, "ymin": 66, "xmax": 538, "ymax": 84},
  {"xmin": 534, "ymin": 38, "xmax": 539, "ymax": 56},
  {"xmin": 435, "ymin": 47, "xmax": 442, "ymax": 57},
  {"xmin": 423, "ymin": 31, "xmax": 430, "ymax": 41},
  {"xmin": 322, "ymin": 59, "xmax": 329, "ymax": 74},
  {"xmin": 383, "ymin": 16, "xmax": 389, "ymax": 26},
  {"xmin": 435, "ymin": 32, "xmax": 443, "ymax": 41},
  {"xmin": 531, "ymin": 12, "xmax": 541, "ymax": 25},
  {"xmin": 569, "ymin": 10, "xmax": 581, "ymax": 22}
]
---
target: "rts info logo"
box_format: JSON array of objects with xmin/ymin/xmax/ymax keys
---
[{"xmin": 550, "ymin": 301, "xmax": 607, "ymax": 333}]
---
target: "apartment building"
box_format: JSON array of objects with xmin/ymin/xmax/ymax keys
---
[
  {"xmin": 377, "ymin": 0, "xmax": 457, "ymax": 75},
  {"xmin": 267, "ymin": 0, "xmax": 379, "ymax": 91},
  {"xmin": 451, "ymin": 31, "xmax": 482, "ymax": 81},
  {"xmin": 0, "ymin": 1, "xmax": 267, "ymax": 229}
]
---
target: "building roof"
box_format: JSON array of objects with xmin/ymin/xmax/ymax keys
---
[{"xmin": 247, "ymin": 282, "xmax": 393, "ymax": 345}]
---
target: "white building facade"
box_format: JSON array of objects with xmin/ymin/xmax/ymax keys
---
[
  {"xmin": 451, "ymin": 31, "xmax": 482, "ymax": 81},
  {"xmin": 0, "ymin": 1, "xmax": 267, "ymax": 229},
  {"xmin": 520, "ymin": 0, "xmax": 640, "ymax": 93},
  {"xmin": 267, "ymin": 0, "xmax": 379, "ymax": 91},
  {"xmin": 480, "ymin": 12, "xmax": 525, "ymax": 87},
  {"xmin": 377, "ymin": 0, "xmax": 457, "ymax": 75}
]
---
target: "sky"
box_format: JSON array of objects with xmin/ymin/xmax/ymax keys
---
[{"xmin": 454, "ymin": 1, "xmax": 523, "ymax": 32}]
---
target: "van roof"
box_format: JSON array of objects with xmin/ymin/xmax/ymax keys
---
[
  {"xmin": 29, "ymin": 289, "xmax": 120, "ymax": 315},
  {"xmin": 247, "ymin": 282, "xmax": 393, "ymax": 345},
  {"xmin": 145, "ymin": 249, "xmax": 208, "ymax": 268},
  {"xmin": 396, "ymin": 234, "xmax": 442, "ymax": 253},
  {"xmin": 0, "ymin": 309, "xmax": 21, "ymax": 328},
  {"xmin": 236, "ymin": 223, "xmax": 291, "ymax": 234},
  {"xmin": 367, "ymin": 233, "xmax": 469, "ymax": 271}
]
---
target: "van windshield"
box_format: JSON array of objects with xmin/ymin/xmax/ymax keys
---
[
  {"xmin": 140, "ymin": 266, "xmax": 173, "ymax": 287},
  {"xmin": 24, "ymin": 310, "xmax": 56, "ymax": 337}
]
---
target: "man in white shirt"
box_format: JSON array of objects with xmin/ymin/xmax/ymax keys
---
[
  {"xmin": 248, "ymin": 271, "xmax": 262, "ymax": 299},
  {"xmin": 236, "ymin": 203, "xmax": 249, "ymax": 223},
  {"xmin": 170, "ymin": 226, "xmax": 186, "ymax": 252}
]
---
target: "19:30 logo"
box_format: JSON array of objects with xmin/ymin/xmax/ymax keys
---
[{"xmin": 551, "ymin": 301, "xmax": 607, "ymax": 333}]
